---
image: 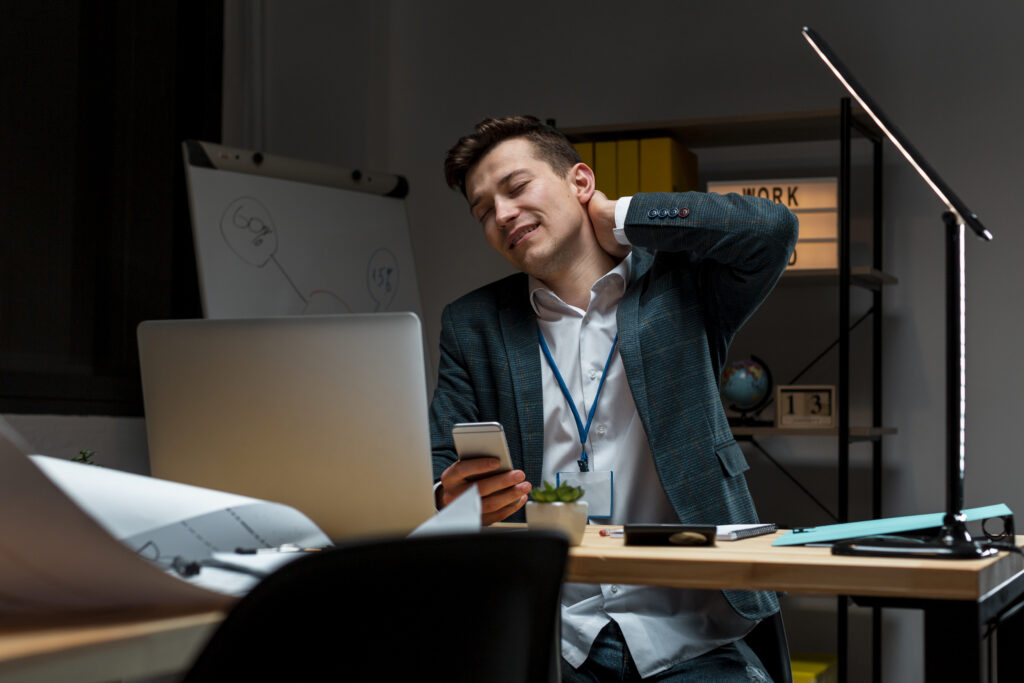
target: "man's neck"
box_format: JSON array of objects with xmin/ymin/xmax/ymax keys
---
[{"xmin": 539, "ymin": 250, "xmax": 620, "ymax": 310}]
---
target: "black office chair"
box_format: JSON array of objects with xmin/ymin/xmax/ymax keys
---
[
  {"xmin": 743, "ymin": 609, "xmax": 792, "ymax": 683},
  {"xmin": 184, "ymin": 531, "xmax": 568, "ymax": 683}
]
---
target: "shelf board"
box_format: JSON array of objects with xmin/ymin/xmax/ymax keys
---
[
  {"xmin": 562, "ymin": 109, "xmax": 882, "ymax": 148},
  {"xmin": 732, "ymin": 426, "xmax": 897, "ymax": 441},
  {"xmin": 780, "ymin": 267, "xmax": 897, "ymax": 290}
]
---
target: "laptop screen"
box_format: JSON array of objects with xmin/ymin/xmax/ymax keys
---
[{"xmin": 138, "ymin": 313, "xmax": 435, "ymax": 541}]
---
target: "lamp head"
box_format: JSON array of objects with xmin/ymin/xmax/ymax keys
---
[{"xmin": 802, "ymin": 26, "xmax": 993, "ymax": 241}]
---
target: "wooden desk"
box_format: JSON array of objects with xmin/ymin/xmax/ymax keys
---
[
  {"xmin": 2, "ymin": 529, "xmax": 1020, "ymax": 682},
  {"xmin": 0, "ymin": 611, "xmax": 223, "ymax": 683},
  {"xmin": 567, "ymin": 527, "xmax": 1024, "ymax": 682}
]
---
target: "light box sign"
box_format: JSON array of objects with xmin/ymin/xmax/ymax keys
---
[{"xmin": 707, "ymin": 178, "xmax": 837, "ymax": 270}]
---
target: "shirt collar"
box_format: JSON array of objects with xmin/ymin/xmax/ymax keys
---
[{"xmin": 528, "ymin": 253, "xmax": 632, "ymax": 317}]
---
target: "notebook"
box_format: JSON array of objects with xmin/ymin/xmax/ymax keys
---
[
  {"xmin": 138, "ymin": 313, "xmax": 436, "ymax": 542},
  {"xmin": 716, "ymin": 523, "xmax": 777, "ymax": 541}
]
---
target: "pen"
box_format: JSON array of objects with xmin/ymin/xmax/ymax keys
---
[{"xmin": 235, "ymin": 543, "xmax": 326, "ymax": 554}]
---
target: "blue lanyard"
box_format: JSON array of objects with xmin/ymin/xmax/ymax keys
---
[{"xmin": 537, "ymin": 328, "xmax": 619, "ymax": 473}]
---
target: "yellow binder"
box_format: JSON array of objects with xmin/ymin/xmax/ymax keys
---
[
  {"xmin": 572, "ymin": 142, "xmax": 594, "ymax": 169},
  {"xmin": 616, "ymin": 139, "xmax": 640, "ymax": 197},
  {"xmin": 639, "ymin": 137, "xmax": 698, "ymax": 193},
  {"xmin": 594, "ymin": 141, "xmax": 617, "ymax": 197}
]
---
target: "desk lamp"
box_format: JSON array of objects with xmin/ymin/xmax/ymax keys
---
[{"xmin": 801, "ymin": 26, "xmax": 998, "ymax": 559}]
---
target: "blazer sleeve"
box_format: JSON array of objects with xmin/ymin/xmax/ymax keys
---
[
  {"xmin": 428, "ymin": 303, "xmax": 478, "ymax": 482},
  {"xmin": 623, "ymin": 191, "xmax": 798, "ymax": 346}
]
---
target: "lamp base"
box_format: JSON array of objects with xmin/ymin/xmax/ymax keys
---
[{"xmin": 832, "ymin": 522, "xmax": 999, "ymax": 559}]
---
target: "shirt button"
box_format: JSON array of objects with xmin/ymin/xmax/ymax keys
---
[
  {"xmin": 596, "ymin": 424, "xmax": 606, "ymax": 435},
  {"xmin": 589, "ymin": 369, "xmax": 598, "ymax": 380},
  {"xmin": 610, "ymin": 585, "xmax": 619, "ymax": 594}
]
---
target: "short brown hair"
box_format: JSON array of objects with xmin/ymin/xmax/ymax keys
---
[{"xmin": 444, "ymin": 115, "xmax": 582, "ymax": 196}]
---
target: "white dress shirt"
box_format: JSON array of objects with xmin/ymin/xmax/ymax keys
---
[{"xmin": 529, "ymin": 197, "xmax": 755, "ymax": 678}]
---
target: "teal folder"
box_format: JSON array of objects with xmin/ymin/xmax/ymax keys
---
[{"xmin": 773, "ymin": 504, "xmax": 1013, "ymax": 546}]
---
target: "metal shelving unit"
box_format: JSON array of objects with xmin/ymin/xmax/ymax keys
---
[{"xmin": 565, "ymin": 98, "xmax": 894, "ymax": 683}]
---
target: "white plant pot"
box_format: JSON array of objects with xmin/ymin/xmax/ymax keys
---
[{"xmin": 526, "ymin": 501, "xmax": 588, "ymax": 546}]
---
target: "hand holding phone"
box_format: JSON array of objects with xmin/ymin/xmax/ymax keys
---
[
  {"xmin": 452, "ymin": 422, "xmax": 513, "ymax": 481},
  {"xmin": 440, "ymin": 422, "xmax": 530, "ymax": 524}
]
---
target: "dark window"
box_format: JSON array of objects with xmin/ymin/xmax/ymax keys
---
[{"xmin": 1, "ymin": 1, "xmax": 222, "ymax": 415}]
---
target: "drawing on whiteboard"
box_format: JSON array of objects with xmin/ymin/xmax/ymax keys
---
[
  {"xmin": 221, "ymin": 196, "xmax": 353, "ymax": 313},
  {"xmin": 303, "ymin": 290, "xmax": 354, "ymax": 315},
  {"xmin": 367, "ymin": 248, "xmax": 399, "ymax": 311},
  {"xmin": 220, "ymin": 197, "xmax": 279, "ymax": 267}
]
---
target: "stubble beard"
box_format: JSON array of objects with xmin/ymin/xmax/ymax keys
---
[{"xmin": 514, "ymin": 224, "xmax": 588, "ymax": 287}]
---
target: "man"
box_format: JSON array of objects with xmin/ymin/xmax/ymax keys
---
[{"xmin": 430, "ymin": 115, "xmax": 797, "ymax": 681}]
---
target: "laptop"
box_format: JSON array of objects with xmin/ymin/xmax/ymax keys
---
[{"xmin": 138, "ymin": 313, "xmax": 436, "ymax": 541}]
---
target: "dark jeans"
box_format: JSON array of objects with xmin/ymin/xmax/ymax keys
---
[{"xmin": 561, "ymin": 620, "xmax": 771, "ymax": 682}]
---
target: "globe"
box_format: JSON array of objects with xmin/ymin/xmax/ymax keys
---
[{"xmin": 719, "ymin": 357, "xmax": 772, "ymax": 414}]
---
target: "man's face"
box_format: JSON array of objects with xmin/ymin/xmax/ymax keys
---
[{"xmin": 465, "ymin": 138, "xmax": 591, "ymax": 281}]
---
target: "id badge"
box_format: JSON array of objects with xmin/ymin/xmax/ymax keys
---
[{"xmin": 557, "ymin": 470, "xmax": 613, "ymax": 519}]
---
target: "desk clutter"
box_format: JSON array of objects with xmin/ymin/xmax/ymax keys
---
[
  {"xmin": 0, "ymin": 427, "xmax": 322, "ymax": 619},
  {"xmin": 0, "ymin": 422, "xmax": 484, "ymax": 621}
]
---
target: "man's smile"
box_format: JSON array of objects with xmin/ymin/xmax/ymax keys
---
[{"xmin": 507, "ymin": 223, "xmax": 539, "ymax": 249}]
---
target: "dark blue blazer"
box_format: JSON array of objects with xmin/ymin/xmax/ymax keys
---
[{"xmin": 429, "ymin": 192, "xmax": 798, "ymax": 620}]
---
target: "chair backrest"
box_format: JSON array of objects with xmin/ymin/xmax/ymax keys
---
[
  {"xmin": 185, "ymin": 531, "xmax": 568, "ymax": 683},
  {"xmin": 743, "ymin": 609, "xmax": 792, "ymax": 683}
]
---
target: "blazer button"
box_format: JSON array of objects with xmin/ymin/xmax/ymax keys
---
[
  {"xmin": 658, "ymin": 208, "xmax": 669, "ymax": 218},
  {"xmin": 647, "ymin": 209, "xmax": 658, "ymax": 219},
  {"xmin": 669, "ymin": 208, "xmax": 679, "ymax": 218},
  {"xmin": 678, "ymin": 207, "xmax": 690, "ymax": 218}
]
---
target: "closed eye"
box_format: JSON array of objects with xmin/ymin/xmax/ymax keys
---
[{"xmin": 473, "ymin": 201, "xmax": 493, "ymax": 223}]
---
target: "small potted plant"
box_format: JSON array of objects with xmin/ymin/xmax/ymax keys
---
[{"xmin": 526, "ymin": 481, "xmax": 588, "ymax": 545}]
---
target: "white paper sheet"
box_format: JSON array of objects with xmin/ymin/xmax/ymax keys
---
[
  {"xmin": 31, "ymin": 455, "xmax": 330, "ymax": 561},
  {"xmin": 0, "ymin": 424, "xmax": 232, "ymax": 619},
  {"xmin": 408, "ymin": 485, "xmax": 482, "ymax": 536},
  {"xmin": 30, "ymin": 455, "xmax": 263, "ymax": 539},
  {"xmin": 0, "ymin": 418, "xmax": 337, "ymax": 619}
]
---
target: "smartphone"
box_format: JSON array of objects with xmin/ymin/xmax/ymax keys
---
[{"xmin": 452, "ymin": 422, "xmax": 513, "ymax": 481}]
